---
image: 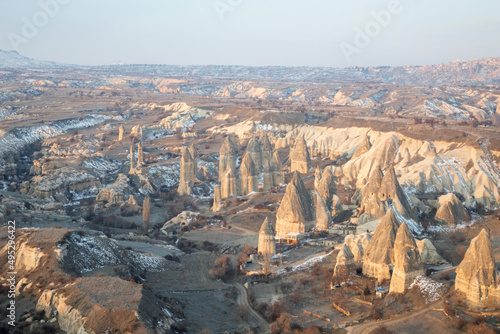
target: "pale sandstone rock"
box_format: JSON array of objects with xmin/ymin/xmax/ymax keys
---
[
  {"xmin": 118, "ymin": 125, "xmax": 124, "ymax": 141},
  {"xmin": 221, "ymin": 167, "xmax": 238, "ymax": 198},
  {"xmin": 290, "ymin": 136, "xmax": 311, "ymax": 174},
  {"xmin": 363, "ymin": 210, "xmax": 400, "ymax": 281},
  {"xmin": 219, "ymin": 136, "xmax": 237, "ymax": 182},
  {"xmin": 389, "ymin": 222, "xmax": 422, "ymax": 294},
  {"xmin": 416, "ymin": 239, "xmax": 444, "ymax": 264},
  {"xmin": 96, "ymin": 174, "xmax": 130, "ymax": 205},
  {"xmin": 455, "ymin": 229, "xmax": 499, "ymax": 304},
  {"xmin": 276, "ymin": 171, "xmax": 314, "ymax": 237},
  {"xmin": 435, "ymin": 193, "xmax": 469, "ymax": 226},
  {"xmin": 258, "ymin": 217, "xmax": 276, "ymax": 258},
  {"xmin": 239, "ymin": 153, "xmax": 258, "ymax": 195},
  {"xmin": 212, "ymin": 185, "xmax": 222, "ymax": 212},
  {"xmin": 314, "ymin": 190, "xmax": 331, "ymax": 231},
  {"xmin": 332, "ymin": 244, "xmax": 355, "ymax": 284},
  {"xmin": 178, "ymin": 145, "xmax": 197, "ymax": 196}
]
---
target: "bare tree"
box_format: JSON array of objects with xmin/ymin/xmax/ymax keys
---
[{"xmin": 143, "ymin": 195, "xmax": 151, "ymax": 233}]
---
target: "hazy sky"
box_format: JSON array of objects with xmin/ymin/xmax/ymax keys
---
[{"xmin": 0, "ymin": 0, "xmax": 499, "ymax": 67}]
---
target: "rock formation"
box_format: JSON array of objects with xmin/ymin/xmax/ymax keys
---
[
  {"xmin": 178, "ymin": 145, "xmax": 197, "ymax": 195},
  {"xmin": 317, "ymin": 169, "xmax": 336, "ymax": 204},
  {"xmin": 435, "ymin": 193, "xmax": 469, "ymax": 226},
  {"xmin": 455, "ymin": 229, "xmax": 499, "ymax": 304},
  {"xmin": 212, "ymin": 185, "xmax": 222, "ymax": 212},
  {"xmin": 352, "ymin": 135, "xmax": 372, "ymax": 160},
  {"xmin": 219, "ymin": 136, "xmax": 237, "ymax": 181},
  {"xmin": 416, "ymin": 239, "xmax": 444, "ymax": 264},
  {"xmin": 275, "ymin": 171, "xmax": 314, "ymax": 237},
  {"xmin": 129, "ymin": 145, "xmax": 135, "ymax": 175},
  {"xmin": 378, "ymin": 166, "xmax": 417, "ymax": 220},
  {"xmin": 118, "ymin": 125, "xmax": 124, "ymax": 141},
  {"xmin": 314, "ymin": 191, "xmax": 331, "ymax": 231},
  {"xmin": 221, "ymin": 167, "xmax": 238, "ymax": 198},
  {"xmin": 389, "ymin": 222, "xmax": 422, "ymax": 294},
  {"xmin": 358, "ymin": 167, "xmax": 385, "ymax": 219},
  {"xmin": 96, "ymin": 174, "xmax": 130, "ymax": 205},
  {"xmin": 344, "ymin": 233, "xmax": 371, "ymax": 262},
  {"xmin": 261, "ymin": 134, "xmax": 273, "ymax": 164},
  {"xmin": 271, "ymin": 151, "xmax": 285, "ymax": 185},
  {"xmin": 258, "ymin": 217, "xmax": 276, "ymax": 258},
  {"xmin": 290, "ymin": 136, "xmax": 311, "ymax": 174},
  {"xmin": 239, "ymin": 153, "xmax": 258, "ymax": 195},
  {"xmin": 331, "ymin": 195, "xmax": 343, "ymax": 217},
  {"xmin": 137, "ymin": 141, "xmax": 144, "ymax": 166},
  {"xmin": 332, "ymin": 244, "xmax": 355, "ymax": 284},
  {"xmin": 363, "ymin": 210, "xmax": 400, "ymax": 281},
  {"xmin": 247, "ymin": 136, "xmax": 262, "ymax": 170}
]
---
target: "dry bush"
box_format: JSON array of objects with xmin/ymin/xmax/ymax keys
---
[
  {"xmin": 142, "ymin": 195, "xmax": 151, "ymax": 231},
  {"xmin": 209, "ymin": 255, "xmax": 235, "ymax": 282},
  {"xmin": 369, "ymin": 326, "xmax": 393, "ymax": 334},
  {"xmin": 467, "ymin": 322, "xmax": 495, "ymax": 334}
]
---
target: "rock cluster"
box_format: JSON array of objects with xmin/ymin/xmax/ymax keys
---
[
  {"xmin": 96, "ymin": 174, "xmax": 130, "ymax": 205},
  {"xmin": 455, "ymin": 229, "xmax": 499, "ymax": 304},
  {"xmin": 389, "ymin": 222, "xmax": 422, "ymax": 294},
  {"xmin": 258, "ymin": 217, "xmax": 276, "ymax": 258},
  {"xmin": 358, "ymin": 166, "xmax": 416, "ymax": 223},
  {"xmin": 178, "ymin": 145, "xmax": 197, "ymax": 195},
  {"xmin": 290, "ymin": 136, "xmax": 311, "ymax": 174},
  {"xmin": 275, "ymin": 171, "xmax": 314, "ymax": 237},
  {"xmin": 435, "ymin": 193, "xmax": 469, "ymax": 226},
  {"xmin": 344, "ymin": 233, "xmax": 371, "ymax": 262}
]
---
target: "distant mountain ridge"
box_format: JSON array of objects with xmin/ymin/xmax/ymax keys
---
[{"xmin": 0, "ymin": 49, "xmax": 499, "ymax": 86}]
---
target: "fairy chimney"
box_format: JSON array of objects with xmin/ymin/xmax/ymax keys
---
[
  {"xmin": 258, "ymin": 217, "xmax": 276, "ymax": 258},
  {"xmin": 212, "ymin": 185, "xmax": 222, "ymax": 212},
  {"xmin": 290, "ymin": 136, "xmax": 311, "ymax": 174},
  {"xmin": 314, "ymin": 191, "xmax": 331, "ymax": 231},
  {"xmin": 389, "ymin": 222, "xmax": 422, "ymax": 294},
  {"xmin": 275, "ymin": 171, "xmax": 314, "ymax": 237},
  {"xmin": 239, "ymin": 153, "xmax": 258, "ymax": 195},
  {"xmin": 332, "ymin": 244, "xmax": 355, "ymax": 286},
  {"xmin": 118, "ymin": 125, "xmax": 124, "ymax": 141},
  {"xmin": 455, "ymin": 229, "xmax": 499, "ymax": 304},
  {"xmin": 129, "ymin": 145, "xmax": 135, "ymax": 175},
  {"xmin": 221, "ymin": 167, "xmax": 238, "ymax": 198},
  {"xmin": 219, "ymin": 136, "xmax": 237, "ymax": 182},
  {"xmin": 178, "ymin": 145, "xmax": 197, "ymax": 196},
  {"xmin": 363, "ymin": 210, "xmax": 400, "ymax": 281}
]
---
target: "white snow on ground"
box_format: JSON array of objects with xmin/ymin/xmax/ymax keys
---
[
  {"xmin": 277, "ymin": 250, "xmax": 334, "ymax": 274},
  {"xmin": 409, "ymin": 275, "xmax": 446, "ymax": 304},
  {"xmin": 60, "ymin": 232, "xmax": 166, "ymax": 274},
  {"xmin": 0, "ymin": 115, "xmax": 115, "ymax": 158}
]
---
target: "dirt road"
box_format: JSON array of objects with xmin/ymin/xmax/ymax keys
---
[
  {"xmin": 233, "ymin": 282, "xmax": 270, "ymax": 333},
  {"xmin": 345, "ymin": 300, "xmax": 444, "ymax": 334}
]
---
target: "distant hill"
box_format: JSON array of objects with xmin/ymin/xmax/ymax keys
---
[{"xmin": 0, "ymin": 49, "xmax": 498, "ymax": 86}]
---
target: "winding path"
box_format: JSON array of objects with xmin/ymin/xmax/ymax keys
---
[{"xmin": 232, "ymin": 282, "xmax": 270, "ymax": 333}]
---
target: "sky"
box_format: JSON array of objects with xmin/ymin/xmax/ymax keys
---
[{"xmin": 0, "ymin": 0, "xmax": 499, "ymax": 67}]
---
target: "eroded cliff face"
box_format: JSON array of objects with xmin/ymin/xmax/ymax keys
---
[{"xmin": 0, "ymin": 227, "xmax": 178, "ymax": 334}]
